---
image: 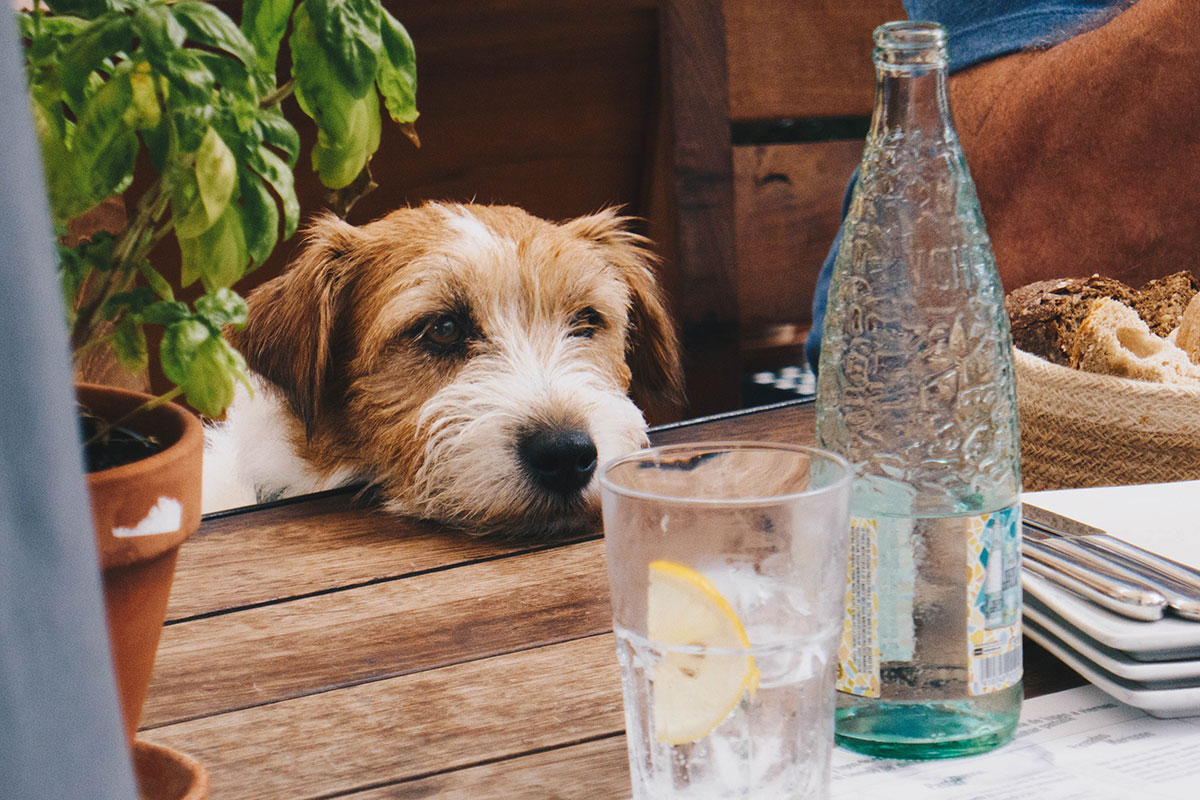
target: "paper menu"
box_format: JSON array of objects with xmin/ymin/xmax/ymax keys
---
[
  {"xmin": 1023, "ymin": 480, "xmax": 1200, "ymax": 570},
  {"xmin": 831, "ymin": 686, "xmax": 1200, "ymax": 799}
]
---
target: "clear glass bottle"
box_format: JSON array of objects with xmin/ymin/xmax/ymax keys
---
[{"xmin": 815, "ymin": 21, "xmax": 1022, "ymax": 759}]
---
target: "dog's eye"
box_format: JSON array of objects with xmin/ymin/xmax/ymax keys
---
[
  {"xmin": 424, "ymin": 314, "xmax": 467, "ymax": 349},
  {"xmin": 569, "ymin": 307, "xmax": 605, "ymax": 339}
]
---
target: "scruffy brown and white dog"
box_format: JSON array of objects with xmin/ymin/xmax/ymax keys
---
[{"xmin": 201, "ymin": 202, "xmax": 681, "ymax": 537}]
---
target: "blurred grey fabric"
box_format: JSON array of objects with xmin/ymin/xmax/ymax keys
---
[{"xmin": 0, "ymin": 9, "xmax": 137, "ymax": 799}]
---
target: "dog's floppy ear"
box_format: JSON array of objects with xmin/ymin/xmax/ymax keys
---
[
  {"xmin": 231, "ymin": 213, "xmax": 361, "ymax": 436},
  {"xmin": 565, "ymin": 209, "xmax": 684, "ymax": 414}
]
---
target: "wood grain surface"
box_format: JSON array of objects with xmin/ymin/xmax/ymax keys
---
[
  {"xmin": 725, "ymin": 0, "xmax": 906, "ymax": 120},
  {"xmin": 143, "ymin": 635, "xmax": 624, "ymax": 800},
  {"xmin": 143, "ymin": 401, "xmax": 1083, "ymax": 799}
]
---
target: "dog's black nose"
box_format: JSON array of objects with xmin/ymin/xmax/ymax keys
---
[{"xmin": 518, "ymin": 428, "xmax": 598, "ymax": 496}]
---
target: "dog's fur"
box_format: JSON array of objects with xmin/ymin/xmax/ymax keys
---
[{"xmin": 202, "ymin": 203, "xmax": 681, "ymax": 537}]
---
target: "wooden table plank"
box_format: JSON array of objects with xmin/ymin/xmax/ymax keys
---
[
  {"xmin": 343, "ymin": 736, "xmax": 631, "ymax": 799},
  {"xmin": 142, "ymin": 635, "xmax": 625, "ymax": 800},
  {"xmin": 173, "ymin": 493, "xmax": 587, "ymax": 621},
  {"xmin": 144, "ymin": 540, "xmax": 612, "ymax": 728},
  {"xmin": 651, "ymin": 399, "xmax": 816, "ymax": 447}
]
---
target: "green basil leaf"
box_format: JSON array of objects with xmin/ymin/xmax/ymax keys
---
[
  {"xmin": 45, "ymin": 0, "xmax": 113, "ymax": 19},
  {"xmin": 251, "ymin": 146, "xmax": 299, "ymax": 239},
  {"xmin": 182, "ymin": 336, "xmax": 245, "ymax": 417},
  {"xmin": 195, "ymin": 287, "xmax": 249, "ymax": 329},
  {"xmin": 140, "ymin": 111, "xmax": 170, "ymax": 174},
  {"xmin": 171, "ymin": 2, "xmax": 257, "ymax": 69},
  {"xmin": 139, "ymin": 261, "xmax": 175, "ymax": 301},
  {"xmin": 31, "ymin": 102, "xmax": 90, "ymax": 222},
  {"xmin": 255, "ymin": 106, "xmax": 300, "ymax": 166},
  {"xmin": 241, "ymin": 0, "xmax": 293, "ymax": 76},
  {"xmin": 194, "ymin": 126, "xmax": 236, "ymax": 226},
  {"xmin": 160, "ymin": 317, "xmax": 209, "ymax": 386},
  {"xmin": 102, "ymin": 287, "xmax": 157, "ymax": 320},
  {"xmin": 310, "ymin": 92, "xmax": 378, "ymax": 190},
  {"xmin": 171, "ymin": 104, "xmax": 214, "ymax": 153},
  {"xmin": 131, "ymin": 2, "xmax": 187, "ymax": 59},
  {"xmin": 111, "ymin": 313, "xmax": 149, "ymax": 374},
  {"xmin": 60, "ymin": 13, "xmax": 133, "ymax": 110},
  {"xmin": 301, "ymin": 0, "xmax": 380, "ymax": 99},
  {"xmin": 237, "ymin": 167, "xmax": 280, "ymax": 267},
  {"xmin": 123, "ymin": 61, "xmax": 161, "ymax": 130},
  {"xmin": 290, "ymin": 3, "xmax": 353, "ymax": 142},
  {"xmin": 142, "ymin": 300, "xmax": 191, "ymax": 325},
  {"xmin": 172, "ymin": 169, "xmax": 211, "ymax": 241},
  {"xmin": 73, "ymin": 69, "xmax": 138, "ymax": 202},
  {"xmin": 158, "ymin": 48, "xmax": 215, "ymax": 103},
  {"xmin": 177, "ymin": 225, "xmax": 204, "ymax": 287},
  {"xmin": 180, "ymin": 202, "xmax": 249, "ymax": 291},
  {"xmin": 377, "ymin": 8, "xmax": 418, "ymax": 125}
]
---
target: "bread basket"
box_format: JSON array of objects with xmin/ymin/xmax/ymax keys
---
[{"xmin": 1014, "ymin": 347, "xmax": 1200, "ymax": 490}]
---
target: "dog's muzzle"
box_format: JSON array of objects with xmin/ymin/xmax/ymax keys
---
[{"xmin": 517, "ymin": 427, "xmax": 598, "ymax": 496}]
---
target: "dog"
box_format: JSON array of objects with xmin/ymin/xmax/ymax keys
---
[{"xmin": 202, "ymin": 202, "xmax": 682, "ymax": 538}]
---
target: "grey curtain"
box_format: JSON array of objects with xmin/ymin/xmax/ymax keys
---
[{"xmin": 0, "ymin": 8, "xmax": 137, "ymax": 798}]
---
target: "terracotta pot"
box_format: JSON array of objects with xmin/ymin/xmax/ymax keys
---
[
  {"xmin": 77, "ymin": 383, "xmax": 203, "ymax": 745},
  {"xmin": 133, "ymin": 740, "xmax": 210, "ymax": 800}
]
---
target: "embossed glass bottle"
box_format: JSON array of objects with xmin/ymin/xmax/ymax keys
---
[{"xmin": 815, "ymin": 21, "xmax": 1022, "ymax": 759}]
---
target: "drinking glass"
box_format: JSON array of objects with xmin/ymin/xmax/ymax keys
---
[{"xmin": 600, "ymin": 442, "xmax": 852, "ymax": 800}]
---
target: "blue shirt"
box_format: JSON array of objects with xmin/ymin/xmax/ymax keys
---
[{"xmin": 805, "ymin": 0, "xmax": 1129, "ymax": 371}]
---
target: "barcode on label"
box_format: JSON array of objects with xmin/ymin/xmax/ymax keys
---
[{"xmin": 970, "ymin": 642, "xmax": 1022, "ymax": 693}]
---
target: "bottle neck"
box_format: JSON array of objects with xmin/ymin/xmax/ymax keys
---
[{"xmin": 868, "ymin": 63, "xmax": 954, "ymax": 146}]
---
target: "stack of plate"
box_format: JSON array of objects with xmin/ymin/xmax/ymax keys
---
[
  {"xmin": 1023, "ymin": 569, "xmax": 1200, "ymax": 718},
  {"xmin": 1021, "ymin": 481, "xmax": 1200, "ymax": 719}
]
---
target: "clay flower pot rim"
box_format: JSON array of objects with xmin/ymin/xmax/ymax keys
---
[{"xmin": 78, "ymin": 382, "xmax": 203, "ymax": 490}]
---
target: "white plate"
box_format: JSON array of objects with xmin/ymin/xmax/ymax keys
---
[
  {"xmin": 1024, "ymin": 481, "xmax": 1200, "ymax": 569},
  {"xmin": 1024, "ymin": 600, "xmax": 1200, "ymax": 683},
  {"xmin": 1022, "ymin": 569, "xmax": 1200, "ymax": 661},
  {"xmin": 1024, "ymin": 616, "xmax": 1200, "ymax": 718}
]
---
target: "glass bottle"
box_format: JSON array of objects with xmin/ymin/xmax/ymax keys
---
[{"xmin": 815, "ymin": 21, "xmax": 1022, "ymax": 759}]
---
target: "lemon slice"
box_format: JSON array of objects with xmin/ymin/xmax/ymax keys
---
[{"xmin": 647, "ymin": 560, "xmax": 759, "ymax": 744}]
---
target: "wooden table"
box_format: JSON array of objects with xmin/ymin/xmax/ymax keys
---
[{"xmin": 140, "ymin": 400, "xmax": 1084, "ymax": 799}]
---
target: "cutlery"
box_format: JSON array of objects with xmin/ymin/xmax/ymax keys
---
[
  {"xmin": 1023, "ymin": 503, "xmax": 1200, "ymax": 622},
  {"xmin": 1022, "ymin": 535, "xmax": 1167, "ymax": 621}
]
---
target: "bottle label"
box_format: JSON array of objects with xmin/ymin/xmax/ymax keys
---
[
  {"xmin": 836, "ymin": 518, "xmax": 883, "ymax": 698},
  {"xmin": 966, "ymin": 506, "xmax": 1023, "ymax": 694},
  {"xmin": 836, "ymin": 508, "xmax": 1022, "ymax": 699}
]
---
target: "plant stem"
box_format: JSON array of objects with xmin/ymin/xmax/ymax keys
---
[
  {"xmin": 73, "ymin": 332, "xmax": 115, "ymax": 360},
  {"xmin": 70, "ymin": 175, "xmax": 171, "ymax": 352},
  {"xmin": 260, "ymin": 79, "xmax": 294, "ymax": 109},
  {"xmin": 83, "ymin": 385, "xmax": 185, "ymax": 448}
]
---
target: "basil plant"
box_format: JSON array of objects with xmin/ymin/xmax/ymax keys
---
[{"xmin": 19, "ymin": 0, "xmax": 418, "ymax": 419}]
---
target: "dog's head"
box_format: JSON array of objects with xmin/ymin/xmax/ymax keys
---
[{"xmin": 233, "ymin": 203, "xmax": 682, "ymax": 537}]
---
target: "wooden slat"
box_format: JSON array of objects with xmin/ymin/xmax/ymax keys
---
[
  {"xmin": 141, "ymin": 635, "xmax": 625, "ymax": 800},
  {"xmin": 734, "ymin": 141, "xmax": 864, "ymax": 340},
  {"xmin": 725, "ymin": 0, "xmax": 905, "ymax": 120},
  {"xmin": 651, "ymin": 400, "xmax": 817, "ymax": 448},
  {"xmin": 344, "ymin": 736, "xmax": 631, "ymax": 799},
  {"xmin": 144, "ymin": 540, "xmax": 611, "ymax": 727},
  {"xmin": 172, "ymin": 494, "xmax": 582, "ymax": 621},
  {"xmin": 659, "ymin": 0, "xmax": 742, "ymax": 416}
]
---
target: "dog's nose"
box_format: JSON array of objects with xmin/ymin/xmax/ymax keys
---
[{"xmin": 518, "ymin": 428, "xmax": 598, "ymax": 496}]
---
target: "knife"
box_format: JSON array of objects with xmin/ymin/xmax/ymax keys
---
[
  {"xmin": 1021, "ymin": 535, "xmax": 1167, "ymax": 621},
  {"xmin": 1023, "ymin": 503, "xmax": 1200, "ymax": 622}
]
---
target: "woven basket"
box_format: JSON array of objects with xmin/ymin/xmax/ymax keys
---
[{"xmin": 1014, "ymin": 348, "xmax": 1200, "ymax": 490}]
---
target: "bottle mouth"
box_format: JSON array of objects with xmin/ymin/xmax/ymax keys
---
[{"xmin": 873, "ymin": 20, "xmax": 948, "ymax": 72}]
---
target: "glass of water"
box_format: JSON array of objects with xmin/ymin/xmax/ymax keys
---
[{"xmin": 600, "ymin": 442, "xmax": 852, "ymax": 800}]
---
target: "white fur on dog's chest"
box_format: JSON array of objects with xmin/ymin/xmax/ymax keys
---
[{"xmin": 201, "ymin": 376, "xmax": 358, "ymax": 514}]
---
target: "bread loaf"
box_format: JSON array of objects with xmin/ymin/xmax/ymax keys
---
[
  {"xmin": 1005, "ymin": 275, "xmax": 1134, "ymax": 366},
  {"xmin": 1174, "ymin": 294, "xmax": 1200, "ymax": 365},
  {"xmin": 1069, "ymin": 299, "xmax": 1200, "ymax": 386},
  {"xmin": 1131, "ymin": 270, "xmax": 1199, "ymax": 337}
]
